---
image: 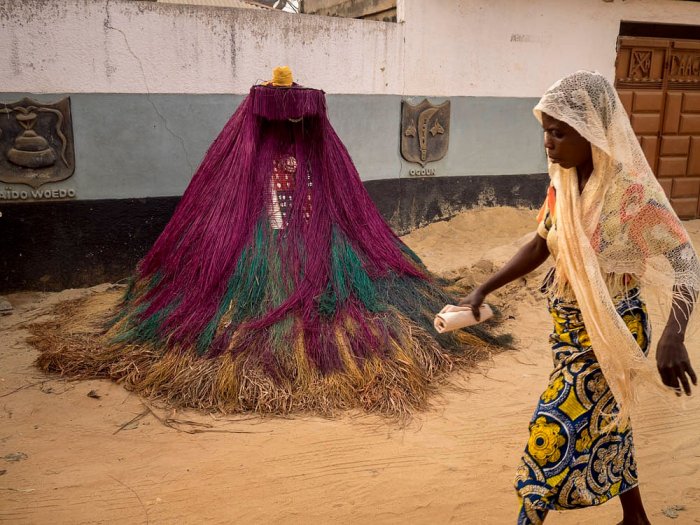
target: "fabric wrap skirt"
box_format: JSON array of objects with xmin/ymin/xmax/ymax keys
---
[{"xmin": 514, "ymin": 289, "xmax": 650, "ymax": 524}]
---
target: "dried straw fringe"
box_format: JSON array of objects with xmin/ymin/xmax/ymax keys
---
[{"xmin": 32, "ymin": 290, "xmax": 494, "ymax": 418}]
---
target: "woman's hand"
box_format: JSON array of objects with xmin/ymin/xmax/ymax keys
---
[
  {"xmin": 454, "ymin": 233, "xmax": 550, "ymax": 322},
  {"xmin": 656, "ymin": 328, "xmax": 697, "ymax": 396},
  {"xmin": 458, "ymin": 287, "xmax": 486, "ymax": 321}
]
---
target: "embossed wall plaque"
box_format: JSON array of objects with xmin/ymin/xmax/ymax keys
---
[
  {"xmin": 0, "ymin": 97, "xmax": 75, "ymax": 188},
  {"xmin": 401, "ymin": 99, "xmax": 450, "ymax": 167}
]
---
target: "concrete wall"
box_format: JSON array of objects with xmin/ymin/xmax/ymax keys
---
[
  {"xmin": 3, "ymin": 0, "xmax": 697, "ymax": 97},
  {"xmin": 16, "ymin": 0, "xmax": 696, "ymax": 201},
  {"xmin": 1, "ymin": 0, "xmax": 401, "ymax": 95},
  {"xmin": 0, "ymin": 93, "xmax": 544, "ymax": 200},
  {"xmin": 2, "ymin": 0, "xmax": 699, "ymax": 199}
]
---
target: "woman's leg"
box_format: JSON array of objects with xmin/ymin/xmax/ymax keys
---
[
  {"xmin": 618, "ymin": 487, "xmax": 650, "ymax": 525},
  {"xmin": 617, "ymin": 296, "xmax": 652, "ymax": 525}
]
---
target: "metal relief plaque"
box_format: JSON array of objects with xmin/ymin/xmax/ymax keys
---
[
  {"xmin": 401, "ymin": 99, "xmax": 450, "ymax": 167},
  {"xmin": 0, "ymin": 97, "xmax": 75, "ymax": 188}
]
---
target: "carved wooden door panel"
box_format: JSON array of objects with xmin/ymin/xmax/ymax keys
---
[{"xmin": 616, "ymin": 37, "xmax": 700, "ymax": 218}]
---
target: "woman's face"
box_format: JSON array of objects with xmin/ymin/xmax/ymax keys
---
[{"xmin": 541, "ymin": 113, "xmax": 592, "ymax": 170}]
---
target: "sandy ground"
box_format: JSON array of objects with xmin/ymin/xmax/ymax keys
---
[{"xmin": 2, "ymin": 207, "xmax": 700, "ymax": 524}]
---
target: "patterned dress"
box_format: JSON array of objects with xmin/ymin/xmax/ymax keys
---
[{"xmin": 514, "ymin": 190, "xmax": 651, "ymax": 524}]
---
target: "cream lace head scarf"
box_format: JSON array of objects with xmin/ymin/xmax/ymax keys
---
[{"xmin": 534, "ymin": 71, "xmax": 700, "ymax": 427}]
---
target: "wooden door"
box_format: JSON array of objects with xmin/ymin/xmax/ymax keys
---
[{"xmin": 616, "ymin": 37, "xmax": 700, "ymax": 218}]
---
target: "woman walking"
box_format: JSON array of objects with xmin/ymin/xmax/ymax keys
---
[{"xmin": 460, "ymin": 71, "xmax": 699, "ymax": 524}]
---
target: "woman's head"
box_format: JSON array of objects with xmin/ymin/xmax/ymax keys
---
[
  {"xmin": 534, "ymin": 71, "xmax": 620, "ymax": 158},
  {"xmin": 541, "ymin": 112, "xmax": 592, "ymax": 170}
]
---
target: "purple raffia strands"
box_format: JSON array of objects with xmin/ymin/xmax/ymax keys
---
[{"xmin": 138, "ymin": 85, "xmax": 423, "ymax": 347}]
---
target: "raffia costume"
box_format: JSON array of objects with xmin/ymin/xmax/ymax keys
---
[
  {"xmin": 514, "ymin": 71, "xmax": 700, "ymax": 523},
  {"xmin": 33, "ymin": 68, "xmax": 504, "ymax": 416}
]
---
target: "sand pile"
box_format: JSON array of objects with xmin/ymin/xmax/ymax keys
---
[{"xmin": 402, "ymin": 206, "xmax": 551, "ymax": 316}]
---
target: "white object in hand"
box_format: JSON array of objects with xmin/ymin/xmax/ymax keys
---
[{"xmin": 433, "ymin": 304, "xmax": 493, "ymax": 333}]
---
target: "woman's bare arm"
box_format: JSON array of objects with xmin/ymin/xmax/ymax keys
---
[
  {"xmin": 459, "ymin": 233, "xmax": 550, "ymax": 319},
  {"xmin": 657, "ymin": 283, "xmax": 697, "ymax": 396}
]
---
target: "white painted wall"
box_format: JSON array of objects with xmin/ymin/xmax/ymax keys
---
[
  {"xmin": 2, "ymin": 0, "xmax": 698, "ymax": 97},
  {"xmin": 0, "ymin": 0, "xmax": 401, "ymax": 94},
  {"xmin": 401, "ymin": 0, "xmax": 700, "ymax": 97}
]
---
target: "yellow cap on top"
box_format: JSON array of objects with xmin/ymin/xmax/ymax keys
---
[{"xmin": 267, "ymin": 66, "xmax": 293, "ymax": 87}]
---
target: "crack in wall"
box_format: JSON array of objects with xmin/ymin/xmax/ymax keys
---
[{"xmin": 104, "ymin": 1, "xmax": 195, "ymax": 174}]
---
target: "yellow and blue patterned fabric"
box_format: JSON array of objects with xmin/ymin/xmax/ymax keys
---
[{"xmin": 514, "ymin": 289, "xmax": 650, "ymax": 524}]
